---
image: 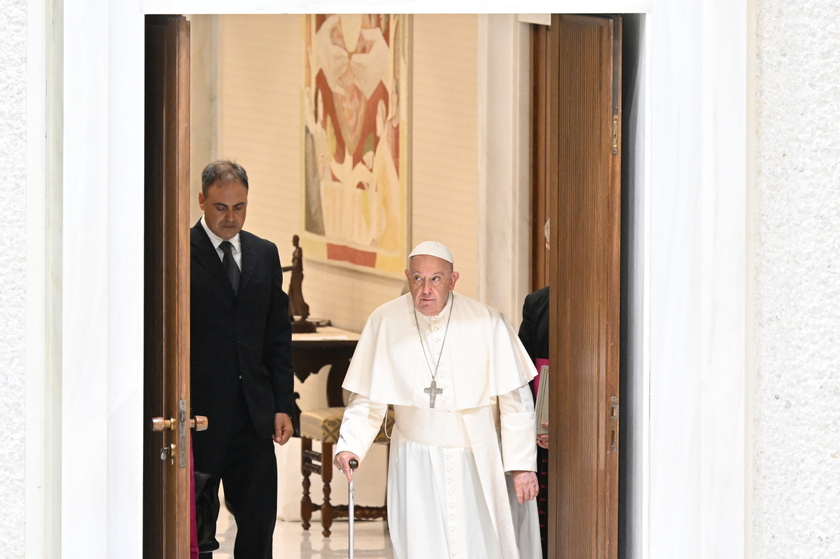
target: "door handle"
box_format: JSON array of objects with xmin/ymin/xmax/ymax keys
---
[
  {"xmin": 151, "ymin": 415, "xmax": 208, "ymax": 431},
  {"xmin": 152, "ymin": 401, "xmax": 194, "ymax": 468},
  {"xmin": 190, "ymin": 416, "xmax": 209, "ymax": 431},
  {"xmin": 151, "ymin": 417, "xmax": 175, "ymax": 431}
]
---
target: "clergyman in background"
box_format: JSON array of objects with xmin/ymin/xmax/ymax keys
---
[{"xmin": 518, "ymin": 218, "xmax": 551, "ymax": 559}]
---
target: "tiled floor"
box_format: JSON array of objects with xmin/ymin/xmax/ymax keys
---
[{"xmin": 213, "ymin": 508, "xmax": 394, "ymax": 559}]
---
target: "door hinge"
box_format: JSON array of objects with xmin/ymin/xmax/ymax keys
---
[
  {"xmin": 609, "ymin": 395, "xmax": 619, "ymax": 453},
  {"xmin": 612, "ymin": 116, "xmax": 619, "ymax": 155}
]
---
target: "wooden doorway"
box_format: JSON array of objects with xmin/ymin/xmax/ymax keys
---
[
  {"xmin": 143, "ymin": 14, "xmax": 193, "ymax": 559},
  {"xmin": 533, "ymin": 14, "xmax": 623, "ymax": 559}
]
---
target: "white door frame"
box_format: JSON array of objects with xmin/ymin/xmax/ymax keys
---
[{"xmin": 33, "ymin": 2, "xmax": 748, "ymax": 558}]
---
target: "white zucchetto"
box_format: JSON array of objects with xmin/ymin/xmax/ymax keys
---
[{"xmin": 408, "ymin": 240, "xmax": 454, "ymax": 264}]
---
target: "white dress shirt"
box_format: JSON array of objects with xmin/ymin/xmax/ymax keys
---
[{"xmin": 200, "ymin": 216, "xmax": 242, "ymax": 270}]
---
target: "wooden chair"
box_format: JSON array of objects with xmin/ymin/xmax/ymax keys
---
[{"xmin": 300, "ymin": 406, "xmax": 394, "ymax": 537}]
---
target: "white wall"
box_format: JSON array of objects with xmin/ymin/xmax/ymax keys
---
[
  {"xmin": 752, "ymin": 1, "xmax": 840, "ymax": 556},
  {"xmin": 646, "ymin": 0, "xmax": 747, "ymax": 557},
  {"xmin": 61, "ymin": 1, "xmax": 146, "ymax": 557},
  {"xmin": 1, "ymin": 0, "xmax": 30, "ymax": 556}
]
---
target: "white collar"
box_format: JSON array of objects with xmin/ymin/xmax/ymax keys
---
[{"xmin": 200, "ymin": 216, "xmax": 241, "ymax": 253}]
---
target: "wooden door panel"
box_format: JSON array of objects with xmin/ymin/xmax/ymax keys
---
[
  {"xmin": 546, "ymin": 14, "xmax": 622, "ymax": 559},
  {"xmin": 144, "ymin": 14, "xmax": 191, "ymax": 559}
]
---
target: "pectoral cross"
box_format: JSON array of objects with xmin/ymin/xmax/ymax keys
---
[{"xmin": 424, "ymin": 380, "xmax": 443, "ymax": 409}]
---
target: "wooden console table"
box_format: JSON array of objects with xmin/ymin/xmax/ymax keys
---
[{"xmin": 292, "ymin": 327, "xmax": 360, "ymax": 408}]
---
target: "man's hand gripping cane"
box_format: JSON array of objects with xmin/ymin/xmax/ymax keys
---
[{"xmin": 334, "ymin": 451, "xmax": 361, "ymax": 483}]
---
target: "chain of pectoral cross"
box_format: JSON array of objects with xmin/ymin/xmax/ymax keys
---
[{"xmin": 413, "ymin": 294, "xmax": 455, "ymax": 408}]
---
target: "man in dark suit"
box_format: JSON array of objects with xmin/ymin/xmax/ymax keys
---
[{"xmin": 191, "ymin": 160, "xmax": 295, "ymax": 559}]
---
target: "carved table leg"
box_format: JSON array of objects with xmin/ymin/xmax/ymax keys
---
[{"xmin": 301, "ymin": 436, "xmax": 313, "ymax": 530}]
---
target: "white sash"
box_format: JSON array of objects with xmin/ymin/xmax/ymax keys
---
[{"xmin": 394, "ymin": 405, "xmax": 470, "ymax": 448}]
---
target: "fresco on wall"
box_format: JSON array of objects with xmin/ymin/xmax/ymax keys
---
[{"xmin": 302, "ymin": 14, "xmax": 410, "ymax": 277}]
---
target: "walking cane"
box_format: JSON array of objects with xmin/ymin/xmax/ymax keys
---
[{"xmin": 348, "ymin": 458, "xmax": 359, "ymax": 559}]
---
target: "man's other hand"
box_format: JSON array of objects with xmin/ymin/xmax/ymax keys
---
[
  {"xmin": 273, "ymin": 413, "xmax": 293, "ymax": 445},
  {"xmin": 537, "ymin": 421, "xmax": 549, "ymax": 449},
  {"xmin": 512, "ymin": 470, "xmax": 539, "ymax": 504},
  {"xmin": 334, "ymin": 451, "xmax": 360, "ymax": 483}
]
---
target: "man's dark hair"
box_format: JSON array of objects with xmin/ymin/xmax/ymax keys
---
[{"xmin": 201, "ymin": 160, "xmax": 249, "ymax": 194}]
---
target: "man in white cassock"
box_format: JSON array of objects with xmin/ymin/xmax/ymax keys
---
[{"xmin": 334, "ymin": 241, "xmax": 541, "ymax": 559}]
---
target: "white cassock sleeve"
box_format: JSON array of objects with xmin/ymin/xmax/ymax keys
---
[
  {"xmin": 498, "ymin": 384, "xmax": 538, "ymax": 472},
  {"xmin": 335, "ymin": 392, "xmax": 389, "ymax": 463}
]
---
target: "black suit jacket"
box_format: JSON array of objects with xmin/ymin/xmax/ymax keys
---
[
  {"xmin": 190, "ymin": 221, "xmax": 294, "ymax": 444},
  {"xmin": 518, "ymin": 286, "xmax": 549, "ymax": 363}
]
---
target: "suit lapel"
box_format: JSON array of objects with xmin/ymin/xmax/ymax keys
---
[
  {"xmin": 238, "ymin": 231, "xmax": 258, "ymax": 293},
  {"xmin": 191, "ymin": 221, "xmax": 237, "ymax": 299}
]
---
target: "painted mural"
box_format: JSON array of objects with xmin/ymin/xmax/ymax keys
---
[{"xmin": 302, "ymin": 14, "xmax": 410, "ymax": 277}]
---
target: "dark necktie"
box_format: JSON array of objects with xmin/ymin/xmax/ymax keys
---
[{"xmin": 219, "ymin": 241, "xmax": 241, "ymax": 294}]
